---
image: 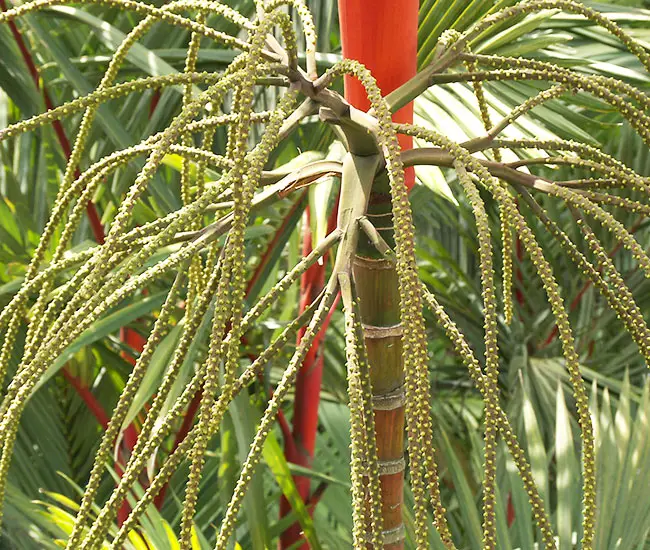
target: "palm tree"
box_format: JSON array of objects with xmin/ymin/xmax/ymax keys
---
[{"xmin": 2, "ymin": 1, "xmax": 650, "ymax": 549}]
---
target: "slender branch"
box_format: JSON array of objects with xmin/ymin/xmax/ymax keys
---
[{"xmin": 89, "ymin": 230, "xmax": 341, "ymax": 526}]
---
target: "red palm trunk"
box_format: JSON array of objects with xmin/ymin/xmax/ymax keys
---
[
  {"xmin": 338, "ymin": 0, "xmax": 417, "ymax": 190},
  {"xmin": 279, "ymin": 4, "xmax": 418, "ymax": 547},
  {"xmin": 339, "ymin": 3, "xmax": 418, "ymax": 548}
]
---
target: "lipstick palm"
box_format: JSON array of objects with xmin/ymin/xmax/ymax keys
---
[{"xmin": 1, "ymin": 1, "xmax": 650, "ymax": 549}]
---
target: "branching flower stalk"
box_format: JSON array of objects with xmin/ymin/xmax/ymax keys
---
[
  {"xmin": 1, "ymin": 1, "xmax": 650, "ymax": 549},
  {"xmin": 178, "ymin": 13, "xmax": 299, "ymax": 545},
  {"xmin": 109, "ymin": 282, "xmax": 331, "ymax": 548},
  {"xmin": 420, "ymin": 284, "xmax": 558, "ymax": 549},
  {"xmin": 81, "ymin": 241, "xmax": 336, "ymax": 548},
  {"xmin": 0, "ymin": 0, "xmax": 258, "ymax": 393},
  {"xmin": 516, "ymin": 189, "xmax": 650, "ymax": 364},
  {"xmin": 0, "ymin": 69, "xmax": 250, "ymax": 407}
]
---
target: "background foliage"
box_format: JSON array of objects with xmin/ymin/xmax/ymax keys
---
[{"xmin": 2, "ymin": 0, "xmax": 650, "ymax": 548}]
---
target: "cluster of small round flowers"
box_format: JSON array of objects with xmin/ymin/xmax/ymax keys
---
[{"xmin": 420, "ymin": 286, "xmax": 557, "ymax": 548}]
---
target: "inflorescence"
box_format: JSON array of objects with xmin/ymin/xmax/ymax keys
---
[{"xmin": 1, "ymin": 1, "xmax": 650, "ymax": 548}]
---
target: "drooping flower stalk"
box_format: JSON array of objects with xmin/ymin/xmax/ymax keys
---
[{"xmin": 340, "ymin": 271, "xmax": 384, "ymax": 548}]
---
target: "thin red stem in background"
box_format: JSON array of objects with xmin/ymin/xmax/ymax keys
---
[
  {"xmin": 62, "ymin": 370, "xmax": 109, "ymax": 429},
  {"xmin": 279, "ymin": 207, "xmax": 335, "ymax": 549},
  {"xmin": 149, "ymin": 90, "xmax": 161, "ymax": 119},
  {"xmin": 507, "ymin": 493, "xmax": 516, "ymax": 527},
  {"xmin": 0, "ymin": 6, "xmax": 151, "ymax": 525},
  {"xmin": 62, "ymin": 369, "xmax": 134, "ymax": 524},
  {"xmin": 114, "ymin": 331, "xmax": 147, "ymax": 525},
  {"xmin": 279, "ymin": 288, "xmax": 341, "ymax": 548},
  {"xmin": 154, "ymin": 197, "xmax": 310, "ymax": 509},
  {"xmin": 0, "ymin": 0, "xmax": 105, "ymax": 244}
]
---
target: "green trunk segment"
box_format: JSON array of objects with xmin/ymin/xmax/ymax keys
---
[
  {"xmin": 353, "ymin": 257, "xmax": 400, "ymax": 328},
  {"xmin": 357, "ymin": 170, "xmax": 397, "ymax": 258},
  {"xmin": 364, "ymin": 334, "xmax": 404, "ymax": 395},
  {"xmin": 353, "ymin": 167, "xmax": 406, "ymax": 547}
]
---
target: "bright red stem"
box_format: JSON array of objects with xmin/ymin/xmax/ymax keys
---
[
  {"xmin": 338, "ymin": 0, "xmax": 418, "ymax": 190},
  {"xmin": 279, "ymin": 205, "xmax": 340, "ymax": 548},
  {"xmin": 279, "ymin": 211, "xmax": 327, "ymax": 548},
  {"xmin": 279, "ymin": 4, "xmax": 419, "ymax": 547},
  {"xmin": 61, "ymin": 370, "xmax": 110, "ymax": 429}
]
